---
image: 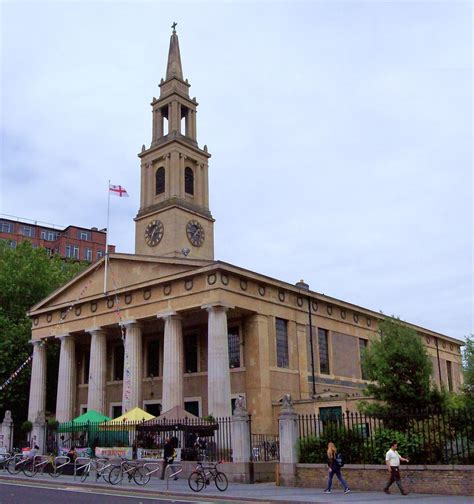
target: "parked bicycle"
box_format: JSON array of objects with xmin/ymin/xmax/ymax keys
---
[
  {"xmin": 23, "ymin": 455, "xmax": 70, "ymax": 478},
  {"xmin": 6, "ymin": 454, "xmax": 32, "ymax": 475},
  {"xmin": 188, "ymin": 461, "xmax": 228, "ymax": 492},
  {"xmin": 75, "ymin": 457, "xmax": 113, "ymax": 483},
  {"xmin": 108, "ymin": 458, "xmax": 148, "ymax": 486}
]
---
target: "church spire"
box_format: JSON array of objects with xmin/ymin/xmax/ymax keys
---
[{"xmin": 166, "ymin": 22, "xmax": 183, "ymax": 81}]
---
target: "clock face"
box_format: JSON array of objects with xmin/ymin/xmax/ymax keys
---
[
  {"xmin": 186, "ymin": 220, "xmax": 205, "ymax": 247},
  {"xmin": 144, "ymin": 220, "xmax": 164, "ymax": 247}
]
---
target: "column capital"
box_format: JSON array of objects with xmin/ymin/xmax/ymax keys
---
[
  {"xmin": 201, "ymin": 302, "xmax": 234, "ymax": 312},
  {"xmin": 86, "ymin": 327, "xmax": 106, "ymax": 336},
  {"xmin": 56, "ymin": 333, "xmax": 74, "ymax": 341},
  {"xmin": 157, "ymin": 310, "xmax": 182, "ymax": 321},
  {"xmin": 29, "ymin": 339, "xmax": 46, "ymax": 347},
  {"xmin": 123, "ymin": 319, "xmax": 142, "ymax": 329}
]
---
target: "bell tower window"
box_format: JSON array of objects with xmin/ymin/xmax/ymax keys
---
[
  {"xmin": 155, "ymin": 167, "xmax": 165, "ymax": 195},
  {"xmin": 185, "ymin": 167, "xmax": 194, "ymax": 195}
]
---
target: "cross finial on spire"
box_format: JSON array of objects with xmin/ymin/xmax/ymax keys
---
[{"xmin": 171, "ymin": 21, "xmax": 177, "ymax": 33}]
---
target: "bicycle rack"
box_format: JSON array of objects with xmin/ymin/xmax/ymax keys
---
[
  {"xmin": 74, "ymin": 457, "xmax": 91, "ymax": 480},
  {"xmin": 165, "ymin": 463, "xmax": 183, "ymax": 490}
]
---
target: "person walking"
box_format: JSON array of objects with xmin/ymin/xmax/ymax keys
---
[
  {"xmin": 384, "ymin": 441, "xmax": 409, "ymax": 495},
  {"xmin": 160, "ymin": 437, "xmax": 175, "ymax": 480},
  {"xmin": 324, "ymin": 442, "xmax": 350, "ymax": 494}
]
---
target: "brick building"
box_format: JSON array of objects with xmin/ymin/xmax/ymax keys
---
[{"xmin": 0, "ymin": 215, "xmax": 115, "ymax": 262}]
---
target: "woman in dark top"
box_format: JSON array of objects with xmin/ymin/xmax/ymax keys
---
[{"xmin": 324, "ymin": 442, "xmax": 350, "ymax": 494}]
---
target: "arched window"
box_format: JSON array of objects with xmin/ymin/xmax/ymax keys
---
[
  {"xmin": 155, "ymin": 167, "xmax": 165, "ymax": 195},
  {"xmin": 185, "ymin": 167, "xmax": 194, "ymax": 195}
]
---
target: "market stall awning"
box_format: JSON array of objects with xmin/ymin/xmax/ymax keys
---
[
  {"xmin": 58, "ymin": 409, "xmax": 111, "ymax": 432},
  {"xmin": 104, "ymin": 407, "xmax": 155, "ymax": 426}
]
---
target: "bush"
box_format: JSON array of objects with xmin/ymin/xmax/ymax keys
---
[{"xmin": 299, "ymin": 423, "xmax": 366, "ymax": 464}]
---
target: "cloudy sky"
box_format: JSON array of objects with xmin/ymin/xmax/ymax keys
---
[{"xmin": 1, "ymin": 0, "xmax": 472, "ymax": 341}]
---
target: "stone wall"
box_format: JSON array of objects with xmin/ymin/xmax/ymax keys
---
[{"xmin": 291, "ymin": 464, "xmax": 474, "ymax": 496}]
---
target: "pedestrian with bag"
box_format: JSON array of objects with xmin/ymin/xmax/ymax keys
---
[
  {"xmin": 324, "ymin": 442, "xmax": 350, "ymax": 494},
  {"xmin": 384, "ymin": 440, "xmax": 409, "ymax": 495}
]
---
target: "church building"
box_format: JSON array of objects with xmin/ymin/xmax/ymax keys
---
[{"xmin": 27, "ymin": 27, "xmax": 464, "ymax": 435}]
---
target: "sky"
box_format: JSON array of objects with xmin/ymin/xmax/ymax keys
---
[{"xmin": 1, "ymin": 0, "xmax": 472, "ymax": 341}]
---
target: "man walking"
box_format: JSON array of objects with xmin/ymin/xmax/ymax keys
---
[{"xmin": 384, "ymin": 441, "xmax": 409, "ymax": 495}]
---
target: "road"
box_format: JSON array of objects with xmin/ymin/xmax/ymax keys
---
[{"xmin": 0, "ymin": 480, "xmax": 232, "ymax": 504}]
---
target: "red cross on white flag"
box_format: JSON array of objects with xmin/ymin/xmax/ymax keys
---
[{"xmin": 109, "ymin": 184, "xmax": 129, "ymax": 197}]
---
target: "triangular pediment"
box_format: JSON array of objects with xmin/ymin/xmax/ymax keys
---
[{"xmin": 29, "ymin": 253, "xmax": 212, "ymax": 313}]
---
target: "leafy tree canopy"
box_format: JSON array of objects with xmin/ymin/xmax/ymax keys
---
[
  {"xmin": 461, "ymin": 335, "xmax": 474, "ymax": 409},
  {"xmin": 359, "ymin": 316, "xmax": 441, "ymax": 419},
  {"xmin": 0, "ymin": 240, "xmax": 88, "ymax": 423}
]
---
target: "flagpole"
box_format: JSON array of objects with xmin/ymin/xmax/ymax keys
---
[{"xmin": 104, "ymin": 179, "xmax": 111, "ymax": 294}]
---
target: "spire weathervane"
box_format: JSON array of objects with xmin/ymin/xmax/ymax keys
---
[{"xmin": 171, "ymin": 21, "xmax": 177, "ymax": 33}]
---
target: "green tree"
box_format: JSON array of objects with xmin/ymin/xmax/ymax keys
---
[
  {"xmin": 460, "ymin": 335, "xmax": 474, "ymax": 409},
  {"xmin": 0, "ymin": 241, "xmax": 87, "ymax": 424},
  {"xmin": 359, "ymin": 317, "xmax": 441, "ymax": 423}
]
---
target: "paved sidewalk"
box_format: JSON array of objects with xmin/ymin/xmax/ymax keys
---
[{"xmin": 0, "ymin": 472, "xmax": 472, "ymax": 503}]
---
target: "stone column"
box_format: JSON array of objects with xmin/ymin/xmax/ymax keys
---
[
  {"xmin": 28, "ymin": 340, "xmax": 47, "ymax": 422},
  {"xmin": 278, "ymin": 394, "xmax": 298, "ymax": 486},
  {"xmin": 122, "ymin": 321, "xmax": 143, "ymax": 413},
  {"xmin": 55, "ymin": 334, "xmax": 76, "ymax": 423},
  {"xmin": 203, "ymin": 303, "xmax": 233, "ymax": 418},
  {"xmin": 87, "ymin": 328, "xmax": 107, "ymax": 414},
  {"xmin": 158, "ymin": 312, "xmax": 183, "ymax": 413},
  {"xmin": 0, "ymin": 411, "xmax": 13, "ymax": 451}
]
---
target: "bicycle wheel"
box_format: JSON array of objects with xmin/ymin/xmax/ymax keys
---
[
  {"xmin": 108, "ymin": 465, "xmax": 122, "ymax": 485},
  {"xmin": 214, "ymin": 471, "xmax": 228, "ymax": 492},
  {"xmin": 80, "ymin": 466, "xmax": 90, "ymax": 482},
  {"xmin": 6, "ymin": 459, "xmax": 21, "ymax": 475},
  {"xmin": 133, "ymin": 466, "xmax": 150, "ymax": 486},
  {"xmin": 22, "ymin": 461, "xmax": 35, "ymax": 477},
  {"xmin": 188, "ymin": 471, "xmax": 205, "ymax": 492}
]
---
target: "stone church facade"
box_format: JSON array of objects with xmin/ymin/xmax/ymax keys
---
[{"xmin": 27, "ymin": 28, "xmax": 463, "ymax": 436}]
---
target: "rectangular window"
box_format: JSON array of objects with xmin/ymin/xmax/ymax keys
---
[
  {"xmin": 112, "ymin": 405, "xmax": 122, "ymax": 418},
  {"xmin": 228, "ymin": 326, "xmax": 240, "ymax": 368},
  {"xmin": 41, "ymin": 230, "xmax": 57, "ymax": 241},
  {"xmin": 9, "ymin": 240, "xmax": 17, "ymax": 249},
  {"xmin": 319, "ymin": 406, "xmax": 342, "ymax": 424},
  {"xmin": 97, "ymin": 250, "xmax": 104, "ymax": 260},
  {"xmin": 276, "ymin": 318, "xmax": 289, "ymax": 368},
  {"xmin": 318, "ymin": 328, "xmax": 330, "ymax": 375},
  {"xmin": 73, "ymin": 245, "xmax": 79, "ymax": 259},
  {"xmin": 45, "ymin": 247, "xmax": 53, "ymax": 256},
  {"xmin": 359, "ymin": 338, "xmax": 368, "ymax": 380},
  {"xmin": 83, "ymin": 349, "xmax": 90, "ymax": 384},
  {"xmin": 84, "ymin": 248, "xmax": 92, "ymax": 262},
  {"xmin": 81, "ymin": 406, "xmax": 87, "ymax": 415},
  {"xmin": 184, "ymin": 334, "xmax": 198, "ymax": 373},
  {"xmin": 147, "ymin": 340, "xmax": 160, "ymax": 377},
  {"xmin": 113, "ymin": 344, "xmax": 124, "ymax": 381},
  {"xmin": 0, "ymin": 221, "xmax": 13, "ymax": 233},
  {"xmin": 145, "ymin": 402, "xmax": 161, "ymax": 417},
  {"xmin": 447, "ymin": 360, "xmax": 453, "ymax": 391},
  {"xmin": 184, "ymin": 401, "xmax": 200, "ymax": 417},
  {"xmin": 79, "ymin": 231, "xmax": 90, "ymax": 241},
  {"xmin": 22, "ymin": 226, "xmax": 33, "ymax": 237}
]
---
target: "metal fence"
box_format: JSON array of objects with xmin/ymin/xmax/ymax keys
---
[
  {"xmin": 46, "ymin": 416, "xmax": 233, "ymax": 461},
  {"xmin": 251, "ymin": 434, "xmax": 279, "ymax": 461},
  {"xmin": 298, "ymin": 409, "xmax": 474, "ymax": 465}
]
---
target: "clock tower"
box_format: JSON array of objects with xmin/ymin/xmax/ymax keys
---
[{"xmin": 135, "ymin": 25, "xmax": 214, "ymax": 260}]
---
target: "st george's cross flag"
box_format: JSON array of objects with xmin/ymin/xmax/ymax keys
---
[{"xmin": 109, "ymin": 184, "xmax": 129, "ymax": 197}]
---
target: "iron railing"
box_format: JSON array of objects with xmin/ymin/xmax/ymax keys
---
[
  {"xmin": 47, "ymin": 416, "xmax": 233, "ymax": 461},
  {"xmin": 297, "ymin": 408, "xmax": 474, "ymax": 465}
]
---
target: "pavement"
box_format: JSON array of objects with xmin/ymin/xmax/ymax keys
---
[{"xmin": 0, "ymin": 471, "xmax": 472, "ymax": 504}]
